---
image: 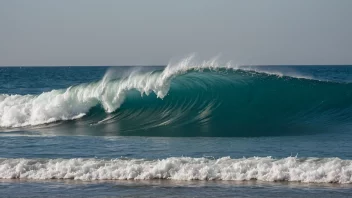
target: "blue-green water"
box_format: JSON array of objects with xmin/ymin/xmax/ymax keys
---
[{"xmin": 1, "ymin": 65, "xmax": 352, "ymax": 197}]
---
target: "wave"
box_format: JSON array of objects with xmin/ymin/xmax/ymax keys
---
[
  {"xmin": 1, "ymin": 156, "xmax": 351, "ymax": 183},
  {"xmin": 1, "ymin": 56, "xmax": 352, "ymax": 136}
]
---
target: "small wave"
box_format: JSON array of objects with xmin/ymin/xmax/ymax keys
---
[{"xmin": 1, "ymin": 156, "xmax": 351, "ymax": 183}]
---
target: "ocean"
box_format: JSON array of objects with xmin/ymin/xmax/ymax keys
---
[{"xmin": 1, "ymin": 61, "xmax": 352, "ymax": 197}]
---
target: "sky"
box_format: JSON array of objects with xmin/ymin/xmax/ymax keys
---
[{"xmin": 1, "ymin": 0, "xmax": 352, "ymax": 66}]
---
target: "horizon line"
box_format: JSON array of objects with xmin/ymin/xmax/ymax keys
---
[{"xmin": 1, "ymin": 64, "xmax": 352, "ymax": 67}]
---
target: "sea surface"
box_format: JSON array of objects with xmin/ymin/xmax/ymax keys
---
[{"xmin": 1, "ymin": 60, "xmax": 352, "ymax": 197}]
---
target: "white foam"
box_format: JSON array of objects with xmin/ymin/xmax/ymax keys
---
[{"xmin": 0, "ymin": 156, "xmax": 351, "ymax": 183}]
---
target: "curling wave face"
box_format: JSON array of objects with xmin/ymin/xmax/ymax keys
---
[
  {"xmin": 1, "ymin": 58, "xmax": 352, "ymax": 136},
  {"xmin": 1, "ymin": 156, "xmax": 352, "ymax": 183}
]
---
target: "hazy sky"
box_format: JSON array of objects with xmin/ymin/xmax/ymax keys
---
[{"xmin": 1, "ymin": 0, "xmax": 351, "ymax": 66}]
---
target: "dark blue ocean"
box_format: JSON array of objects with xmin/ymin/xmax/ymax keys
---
[{"xmin": 1, "ymin": 64, "xmax": 352, "ymax": 197}]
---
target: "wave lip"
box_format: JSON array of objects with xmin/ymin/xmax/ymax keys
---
[{"xmin": 1, "ymin": 157, "xmax": 351, "ymax": 183}]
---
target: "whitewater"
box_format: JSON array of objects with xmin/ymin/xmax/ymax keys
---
[{"xmin": 1, "ymin": 156, "xmax": 352, "ymax": 183}]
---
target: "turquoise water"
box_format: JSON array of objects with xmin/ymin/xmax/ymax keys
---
[{"xmin": 1, "ymin": 65, "xmax": 352, "ymax": 197}]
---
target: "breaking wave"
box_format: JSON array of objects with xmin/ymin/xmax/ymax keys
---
[{"xmin": 1, "ymin": 56, "xmax": 352, "ymax": 136}]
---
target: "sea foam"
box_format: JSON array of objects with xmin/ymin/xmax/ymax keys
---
[{"xmin": 0, "ymin": 157, "xmax": 351, "ymax": 183}]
